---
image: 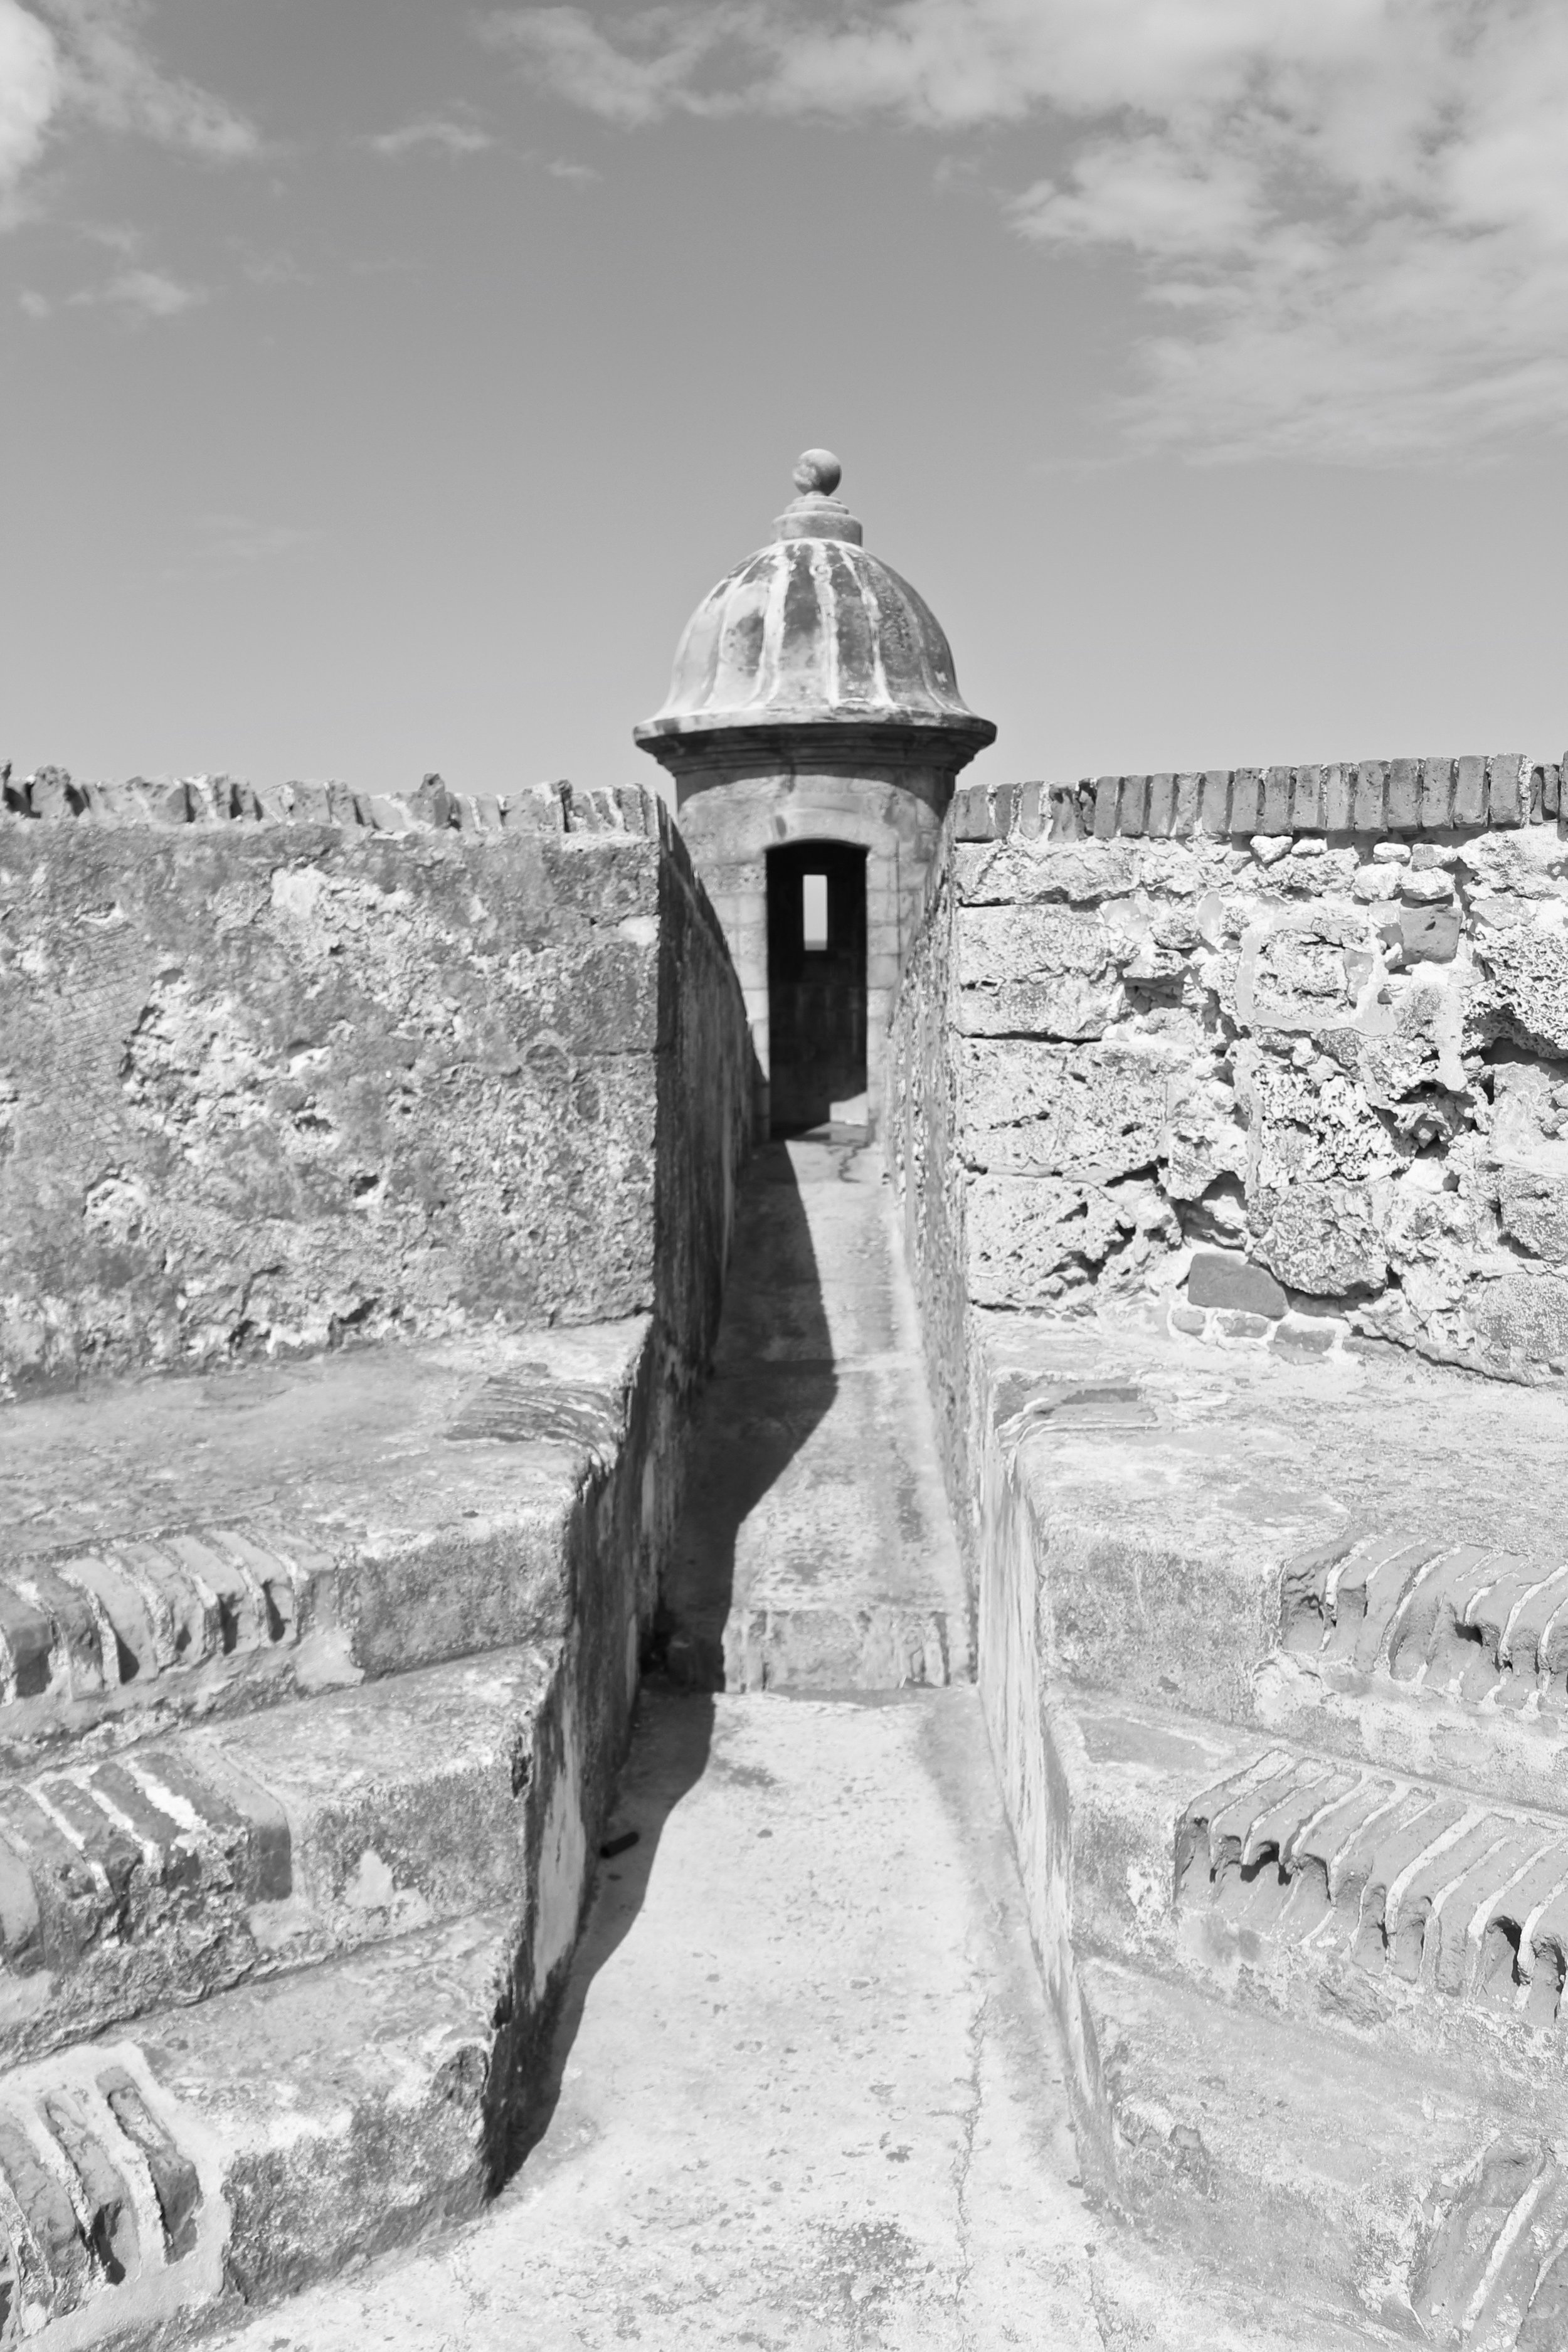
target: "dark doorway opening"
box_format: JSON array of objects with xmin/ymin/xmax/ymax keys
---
[{"xmin": 766, "ymin": 841, "xmax": 867, "ymax": 1136}]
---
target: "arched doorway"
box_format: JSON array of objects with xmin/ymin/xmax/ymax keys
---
[{"xmin": 766, "ymin": 842, "xmax": 868, "ymax": 1135}]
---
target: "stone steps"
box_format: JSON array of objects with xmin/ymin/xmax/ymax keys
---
[
  {"xmin": 1259, "ymin": 1527, "xmax": 1568, "ymax": 1812},
  {"xmin": 0, "ymin": 1327, "xmax": 652, "ymax": 1776},
  {"xmin": 1053, "ymin": 1692, "xmax": 1568, "ymax": 2082},
  {"xmin": 0, "ymin": 1645, "xmax": 561, "ymax": 2072},
  {"xmin": 0, "ymin": 1508, "xmax": 585, "ymax": 1775},
  {"xmin": 1078, "ymin": 1952, "xmax": 1562, "ymax": 2350},
  {"xmin": 0, "ymin": 1325, "xmax": 665, "ymax": 2345},
  {"xmin": 0, "ymin": 1907, "xmax": 517, "ymax": 2347}
]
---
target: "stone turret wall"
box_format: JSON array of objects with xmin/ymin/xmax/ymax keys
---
[{"xmin": 0, "ymin": 771, "xmax": 751, "ymax": 1397}]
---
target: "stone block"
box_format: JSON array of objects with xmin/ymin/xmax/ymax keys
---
[
  {"xmin": 1488, "ymin": 753, "xmax": 1528, "ymax": 827},
  {"xmin": 1271, "ymin": 1313, "xmax": 1340, "ymax": 1356},
  {"xmin": 27, "ymin": 767, "xmax": 82, "ymax": 821},
  {"xmin": 1465, "ymin": 1271, "xmax": 1568, "ymax": 1363},
  {"xmin": 959, "ymin": 1034, "xmax": 1185, "ymax": 1179},
  {"xmin": 1015, "ymin": 781, "xmax": 1046, "ymax": 839},
  {"xmin": 1118, "ymin": 775, "xmax": 1148, "ymax": 836},
  {"xmin": 1397, "ymin": 903, "xmax": 1461, "ymax": 963},
  {"xmin": 458, "ymin": 792, "xmax": 509, "ymax": 832},
  {"xmin": 1385, "ymin": 758, "xmax": 1421, "ymax": 832},
  {"xmin": 966, "ymin": 1173, "xmax": 1169, "ymax": 1305},
  {"xmin": 1471, "ymin": 923, "xmax": 1568, "ymax": 1055},
  {"xmin": 1093, "ymin": 776, "xmax": 1120, "ymax": 839},
  {"xmin": 286, "ymin": 781, "xmax": 332, "ymax": 825},
  {"xmin": 1292, "ymin": 766, "xmax": 1325, "ymax": 832},
  {"xmin": 1323, "ymin": 764, "xmax": 1352, "ymax": 831},
  {"xmin": 1398, "ymin": 868, "xmax": 1452, "ymax": 904},
  {"xmin": 1168, "ymin": 1303, "xmax": 1207, "ymax": 1335},
  {"xmin": 1047, "ymin": 783, "xmax": 1083, "ymax": 842},
  {"xmin": 1454, "ymin": 754, "xmax": 1486, "ymax": 825},
  {"xmin": 1496, "ymin": 1169, "xmax": 1568, "ymax": 1265},
  {"xmin": 1186, "ymin": 1250, "xmax": 1288, "ymax": 1318},
  {"xmin": 1419, "ymin": 756, "xmax": 1453, "ymax": 829},
  {"xmin": 1261, "ymin": 766, "xmax": 1293, "ymax": 834},
  {"xmin": 1229, "ymin": 771, "xmax": 1262, "ymax": 835},
  {"xmin": 1352, "ymin": 760, "xmax": 1385, "ymax": 832},
  {"xmin": 1249, "ymin": 1180, "xmax": 1387, "ymax": 1296},
  {"xmin": 956, "ymin": 906, "xmax": 1131, "ymax": 1039},
  {"xmin": 1145, "ymin": 775, "xmax": 1177, "ymax": 837},
  {"xmin": 1214, "ymin": 1308, "xmax": 1271, "ymax": 1339},
  {"xmin": 1199, "ymin": 771, "xmax": 1231, "ymax": 837},
  {"xmin": 1173, "ymin": 774, "xmax": 1201, "ymax": 837}
]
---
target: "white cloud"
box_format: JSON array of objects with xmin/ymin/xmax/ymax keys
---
[
  {"xmin": 34, "ymin": 0, "xmax": 260, "ymax": 158},
  {"xmin": 363, "ymin": 117, "xmax": 494, "ymax": 159},
  {"xmin": 0, "ymin": 0, "xmax": 260, "ymax": 223},
  {"xmin": 0, "ymin": 1, "xmax": 63, "ymax": 205},
  {"xmin": 489, "ymin": 0, "xmax": 1568, "ymax": 463},
  {"xmin": 69, "ymin": 262, "xmax": 204, "ymax": 317}
]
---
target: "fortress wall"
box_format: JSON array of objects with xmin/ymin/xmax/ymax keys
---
[
  {"xmin": 0, "ymin": 771, "xmax": 751, "ymax": 1401},
  {"xmin": 898, "ymin": 751, "xmax": 1568, "ymax": 1392},
  {"xmin": 892, "ymin": 745, "xmax": 1568, "ymax": 1661},
  {"xmin": 890, "ymin": 763, "xmax": 1568, "ymax": 2297}
]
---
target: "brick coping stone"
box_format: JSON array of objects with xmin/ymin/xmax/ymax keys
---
[{"xmin": 951, "ymin": 753, "xmax": 1565, "ymax": 844}]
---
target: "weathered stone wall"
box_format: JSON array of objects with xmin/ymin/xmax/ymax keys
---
[
  {"xmin": 896, "ymin": 751, "xmax": 1568, "ymax": 1387},
  {"xmin": 0, "ymin": 772, "xmax": 751, "ymax": 1402}
]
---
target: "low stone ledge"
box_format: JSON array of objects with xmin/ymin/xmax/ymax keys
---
[
  {"xmin": 0, "ymin": 766, "xmax": 665, "ymax": 840},
  {"xmin": 950, "ymin": 751, "xmax": 1562, "ymax": 846}
]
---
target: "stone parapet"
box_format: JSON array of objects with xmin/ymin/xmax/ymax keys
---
[
  {"xmin": 0, "ymin": 778, "xmax": 745, "ymax": 1395},
  {"xmin": 0, "ymin": 767, "xmax": 662, "ymax": 840},
  {"xmin": 951, "ymin": 753, "xmax": 1562, "ymax": 845}
]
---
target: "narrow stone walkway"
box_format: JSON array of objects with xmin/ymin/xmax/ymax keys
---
[{"xmin": 217, "ymin": 1145, "xmax": 1148, "ymax": 2349}]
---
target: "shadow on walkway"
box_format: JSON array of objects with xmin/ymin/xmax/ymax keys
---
[{"xmin": 509, "ymin": 1141, "xmax": 839, "ymax": 2171}]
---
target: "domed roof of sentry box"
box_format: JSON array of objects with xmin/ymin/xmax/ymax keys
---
[{"xmin": 634, "ymin": 452, "xmax": 995, "ymax": 752}]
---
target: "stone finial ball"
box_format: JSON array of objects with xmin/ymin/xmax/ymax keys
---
[{"xmin": 793, "ymin": 448, "xmax": 842, "ymax": 497}]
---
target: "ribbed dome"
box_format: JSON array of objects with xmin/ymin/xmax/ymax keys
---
[{"xmin": 635, "ymin": 455, "xmax": 994, "ymax": 751}]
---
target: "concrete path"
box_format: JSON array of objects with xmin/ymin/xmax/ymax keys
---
[{"xmin": 216, "ymin": 1143, "xmax": 1252, "ymax": 2352}]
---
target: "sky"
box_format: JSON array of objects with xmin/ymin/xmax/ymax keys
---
[{"xmin": 5, "ymin": 0, "xmax": 1568, "ymax": 803}]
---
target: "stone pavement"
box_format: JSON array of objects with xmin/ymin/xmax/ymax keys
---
[{"xmin": 214, "ymin": 1140, "xmax": 1315, "ymax": 2352}]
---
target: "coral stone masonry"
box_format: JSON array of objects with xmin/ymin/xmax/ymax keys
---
[
  {"xmin": 891, "ymin": 729, "xmax": 1568, "ymax": 2344},
  {"xmin": 0, "ymin": 775, "xmax": 750, "ymax": 2343},
  {"xmin": 14, "ymin": 452, "xmax": 1568, "ymax": 2349}
]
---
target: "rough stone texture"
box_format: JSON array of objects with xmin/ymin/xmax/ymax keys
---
[
  {"xmin": 0, "ymin": 786, "xmax": 753, "ymax": 2345},
  {"xmin": 891, "ymin": 808, "xmax": 1568, "ymax": 1384},
  {"xmin": 0, "ymin": 1327, "xmax": 666, "ymax": 2342},
  {"xmin": 887, "ymin": 788, "xmax": 1568, "ymax": 2343},
  {"xmin": 948, "ymin": 749, "xmax": 1555, "ymax": 845},
  {"xmin": 0, "ymin": 786, "xmax": 748, "ymax": 1397},
  {"xmin": 930, "ymin": 1311, "xmax": 1568, "ymax": 2343}
]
